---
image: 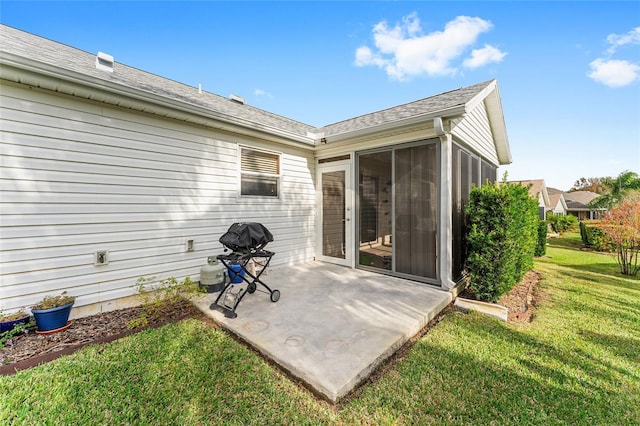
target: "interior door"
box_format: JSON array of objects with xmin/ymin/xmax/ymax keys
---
[{"xmin": 317, "ymin": 162, "xmax": 352, "ymax": 266}]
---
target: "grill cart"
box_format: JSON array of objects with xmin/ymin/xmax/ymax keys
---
[{"xmin": 210, "ymin": 223, "xmax": 280, "ymax": 318}]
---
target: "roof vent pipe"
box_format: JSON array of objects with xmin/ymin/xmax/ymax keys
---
[
  {"xmin": 96, "ymin": 51, "xmax": 114, "ymax": 73},
  {"xmin": 229, "ymin": 94, "xmax": 245, "ymax": 105}
]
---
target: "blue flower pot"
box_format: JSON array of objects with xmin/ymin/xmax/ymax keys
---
[
  {"xmin": 0, "ymin": 315, "xmax": 30, "ymax": 333},
  {"xmin": 32, "ymin": 302, "xmax": 74, "ymax": 332}
]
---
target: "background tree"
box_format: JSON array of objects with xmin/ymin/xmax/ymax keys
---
[
  {"xmin": 589, "ymin": 170, "xmax": 640, "ymax": 210},
  {"xmin": 601, "ymin": 201, "xmax": 640, "ymax": 276},
  {"xmin": 570, "ymin": 177, "xmax": 608, "ymax": 194}
]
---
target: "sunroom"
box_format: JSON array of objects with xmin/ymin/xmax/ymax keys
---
[{"xmin": 314, "ymin": 79, "xmax": 511, "ymax": 290}]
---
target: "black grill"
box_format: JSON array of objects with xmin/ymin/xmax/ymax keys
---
[
  {"xmin": 218, "ymin": 222, "xmax": 274, "ymax": 252},
  {"xmin": 210, "ymin": 223, "xmax": 279, "ymax": 318}
]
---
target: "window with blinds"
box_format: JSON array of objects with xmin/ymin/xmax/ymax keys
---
[{"xmin": 240, "ymin": 148, "xmax": 281, "ymax": 197}]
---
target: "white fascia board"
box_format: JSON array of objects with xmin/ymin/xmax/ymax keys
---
[
  {"xmin": 465, "ymin": 80, "xmax": 511, "ymax": 165},
  {"xmin": 465, "ymin": 79, "xmax": 498, "ymax": 112},
  {"xmin": 0, "ymin": 52, "xmax": 315, "ymax": 149},
  {"xmin": 484, "ymin": 85, "xmax": 512, "ymax": 165}
]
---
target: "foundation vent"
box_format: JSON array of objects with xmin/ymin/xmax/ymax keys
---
[{"xmin": 96, "ymin": 51, "xmax": 114, "ymax": 72}]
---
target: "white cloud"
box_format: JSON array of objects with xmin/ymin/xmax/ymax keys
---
[
  {"xmin": 463, "ymin": 44, "xmax": 507, "ymax": 69},
  {"xmin": 588, "ymin": 58, "xmax": 640, "ymax": 88},
  {"xmin": 254, "ymin": 88, "xmax": 273, "ymax": 99},
  {"xmin": 588, "ymin": 26, "xmax": 640, "ymax": 88},
  {"xmin": 606, "ymin": 27, "xmax": 640, "ymax": 55},
  {"xmin": 355, "ymin": 13, "xmax": 504, "ymax": 80},
  {"xmin": 355, "ymin": 46, "xmax": 386, "ymax": 68}
]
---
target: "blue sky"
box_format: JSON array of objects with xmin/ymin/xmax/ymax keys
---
[{"xmin": 2, "ymin": 1, "xmax": 639, "ymax": 190}]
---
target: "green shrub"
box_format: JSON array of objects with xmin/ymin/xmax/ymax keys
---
[
  {"xmin": 548, "ymin": 213, "xmax": 578, "ymax": 234},
  {"xmin": 128, "ymin": 276, "xmax": 200, "ymax": 329},
  {"xmin": 466, "ymin": 181, "xmax": 539, "ymax": 302},
  {"xmin": 579, "ymin": 220, "xmax": 590, "ymax": 245},
  {"xmin": 580, "ymin": 220, "xmax": 613, "ymax": 251},
  {"xmin": 535, "ymin": 220, "xmax": 547, "ymax": 257}
]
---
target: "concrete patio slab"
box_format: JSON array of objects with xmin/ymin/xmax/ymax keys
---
[{"xmin": 192, "ymin": 261, "xmax": 452, "ymax": 402}]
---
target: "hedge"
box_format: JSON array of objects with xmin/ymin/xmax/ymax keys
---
[
  {"xmin": 466, "ymin": 181, "xmax": 539, "ymax": 302},
  {"xmin": 547, "ymin": 213, "xmax": 578, "ymax": 234},
  {"xmin": 535, "ymin": 220, "xmax": 547, "ymax": 257},
  {"xmin": 579, "ymin": 220, "xmax": 612, "ymax": 251}
]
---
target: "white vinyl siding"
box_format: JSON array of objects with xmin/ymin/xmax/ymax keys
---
[
  {"xmin": 450, "ymin": 101, "xmax": 500, "ymax": 166},
  {"xmin": 0, "ymin": 82, "xmax": 315, "ymax": 313}
]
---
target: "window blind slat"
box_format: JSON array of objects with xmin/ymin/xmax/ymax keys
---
[
  {"xmin": 240, "ymin": 148, "xmax": 280, "ymax": 197},
  {"xmin": 241, "ymin": 149, "xmax": 279, "ymax": 174}
]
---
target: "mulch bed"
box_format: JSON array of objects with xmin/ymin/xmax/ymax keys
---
[
  {"xmin": 0, "ymin": 299, "xmax": 206, "ymax": 375},
  {"xmin": 459, "ymin": 270, "xmax": 543, "ymax": 324},
  {"xmin": 2, "ymin": 273, "xmax": 542, "ymax": 376},
  {"xmin": 497, "ymin": 270, "xmax": 543, "ymax": 323}
]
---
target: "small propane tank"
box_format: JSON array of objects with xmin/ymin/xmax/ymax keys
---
[{"xmin": 200, "ymin": 257, "xmax": 225, "ymax": 292}]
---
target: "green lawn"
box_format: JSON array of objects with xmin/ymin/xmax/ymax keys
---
[{"xmin": 1, "ymin": 234, "xmax": 639, "ymax": 425}]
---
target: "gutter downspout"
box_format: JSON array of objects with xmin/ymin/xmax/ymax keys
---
[{"xmin": 435, "ymin": 117, "xmax": 455, "ymax": 291}]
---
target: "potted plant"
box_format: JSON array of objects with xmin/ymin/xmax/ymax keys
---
[
  {"xmin": 31, "ymin": 292, "xmax": 76, "ymax": 334},
  {"xmin": 0, "ymin": 309, "xmax": 30, "ymax": 333}
]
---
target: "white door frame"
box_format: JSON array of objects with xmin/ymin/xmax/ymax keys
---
[{"xmin": 316, "ymin": 161, "xmax": 354, "ymax": 267}]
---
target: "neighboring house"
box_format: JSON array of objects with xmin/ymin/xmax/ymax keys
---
[
  {"xmin": 564, "ymin": 191, "xmax": 603, "ymax": 220},
  {"xmin": 546, "ymin": 187, "xmax": 568, "ymax": 216},
  {"xmin": 0, "ymin": 25, "xmax": 511, "ymax": 316},
  {"xmin": 510, "ymin": 179, "xmax": 550, "ymax": 220}
]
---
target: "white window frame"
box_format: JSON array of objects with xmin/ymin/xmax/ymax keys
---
[{"xmin": 238, "ymin": 146, "xmax": 282, "ymax": 199}]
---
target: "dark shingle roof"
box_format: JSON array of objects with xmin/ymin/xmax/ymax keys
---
[
  {"xmin": 0, "ymin": 24, "xmax": 315, "ymax": 140},
  {"xmin": 319, "ymin": 80, "xmax": 494, "ymax": 137},
  {"xmin": 1, "ymin": 24, "xmax": 500, "ymax": 145}
]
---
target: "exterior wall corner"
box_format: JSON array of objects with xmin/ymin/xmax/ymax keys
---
[{"xmin": 438, "ymin": 133, "xmax": 454, "ymax": 289}]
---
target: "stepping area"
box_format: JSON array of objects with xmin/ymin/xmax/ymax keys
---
[{"xmin": 192, "ymin": 261, "xmax": 452, "ymax": 402}]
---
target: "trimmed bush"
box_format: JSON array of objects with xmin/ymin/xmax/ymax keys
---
[
  {"xmin": 579, "ymin": 221, "xmax": 591, "ymax": 245},
  {"xmin": 547, "ymin": 213, "xmax": 578, "ymax": 234},
  {"xmin": 535, "ymin": 220, "xmax": 547, "ymax": 257},
  {"xmin": 580, "ymin": 220, "xmax": 612, "ymax": 251},
  {"xmin": 466, "ymin": 181, "xmax": 539, "ymax": 302}
]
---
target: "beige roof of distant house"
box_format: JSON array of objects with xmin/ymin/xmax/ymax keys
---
[
  {"xmin": 547, "ymin": 187, "xmax": 563, "ymax": 195},
  {"xmin": 508, "ymin": 179, "xmax": 551, "ymax": 207},
  {"xmin": 564, "ymin": 191, "xmax": 601, "ymax": 210},
  {"xmin": 548, "ymin": 193, "xmax": 564, "ymax": 208},
  {"xmin": 511, "ymin": 180, "xmax": 544, "ymax": 198}
]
